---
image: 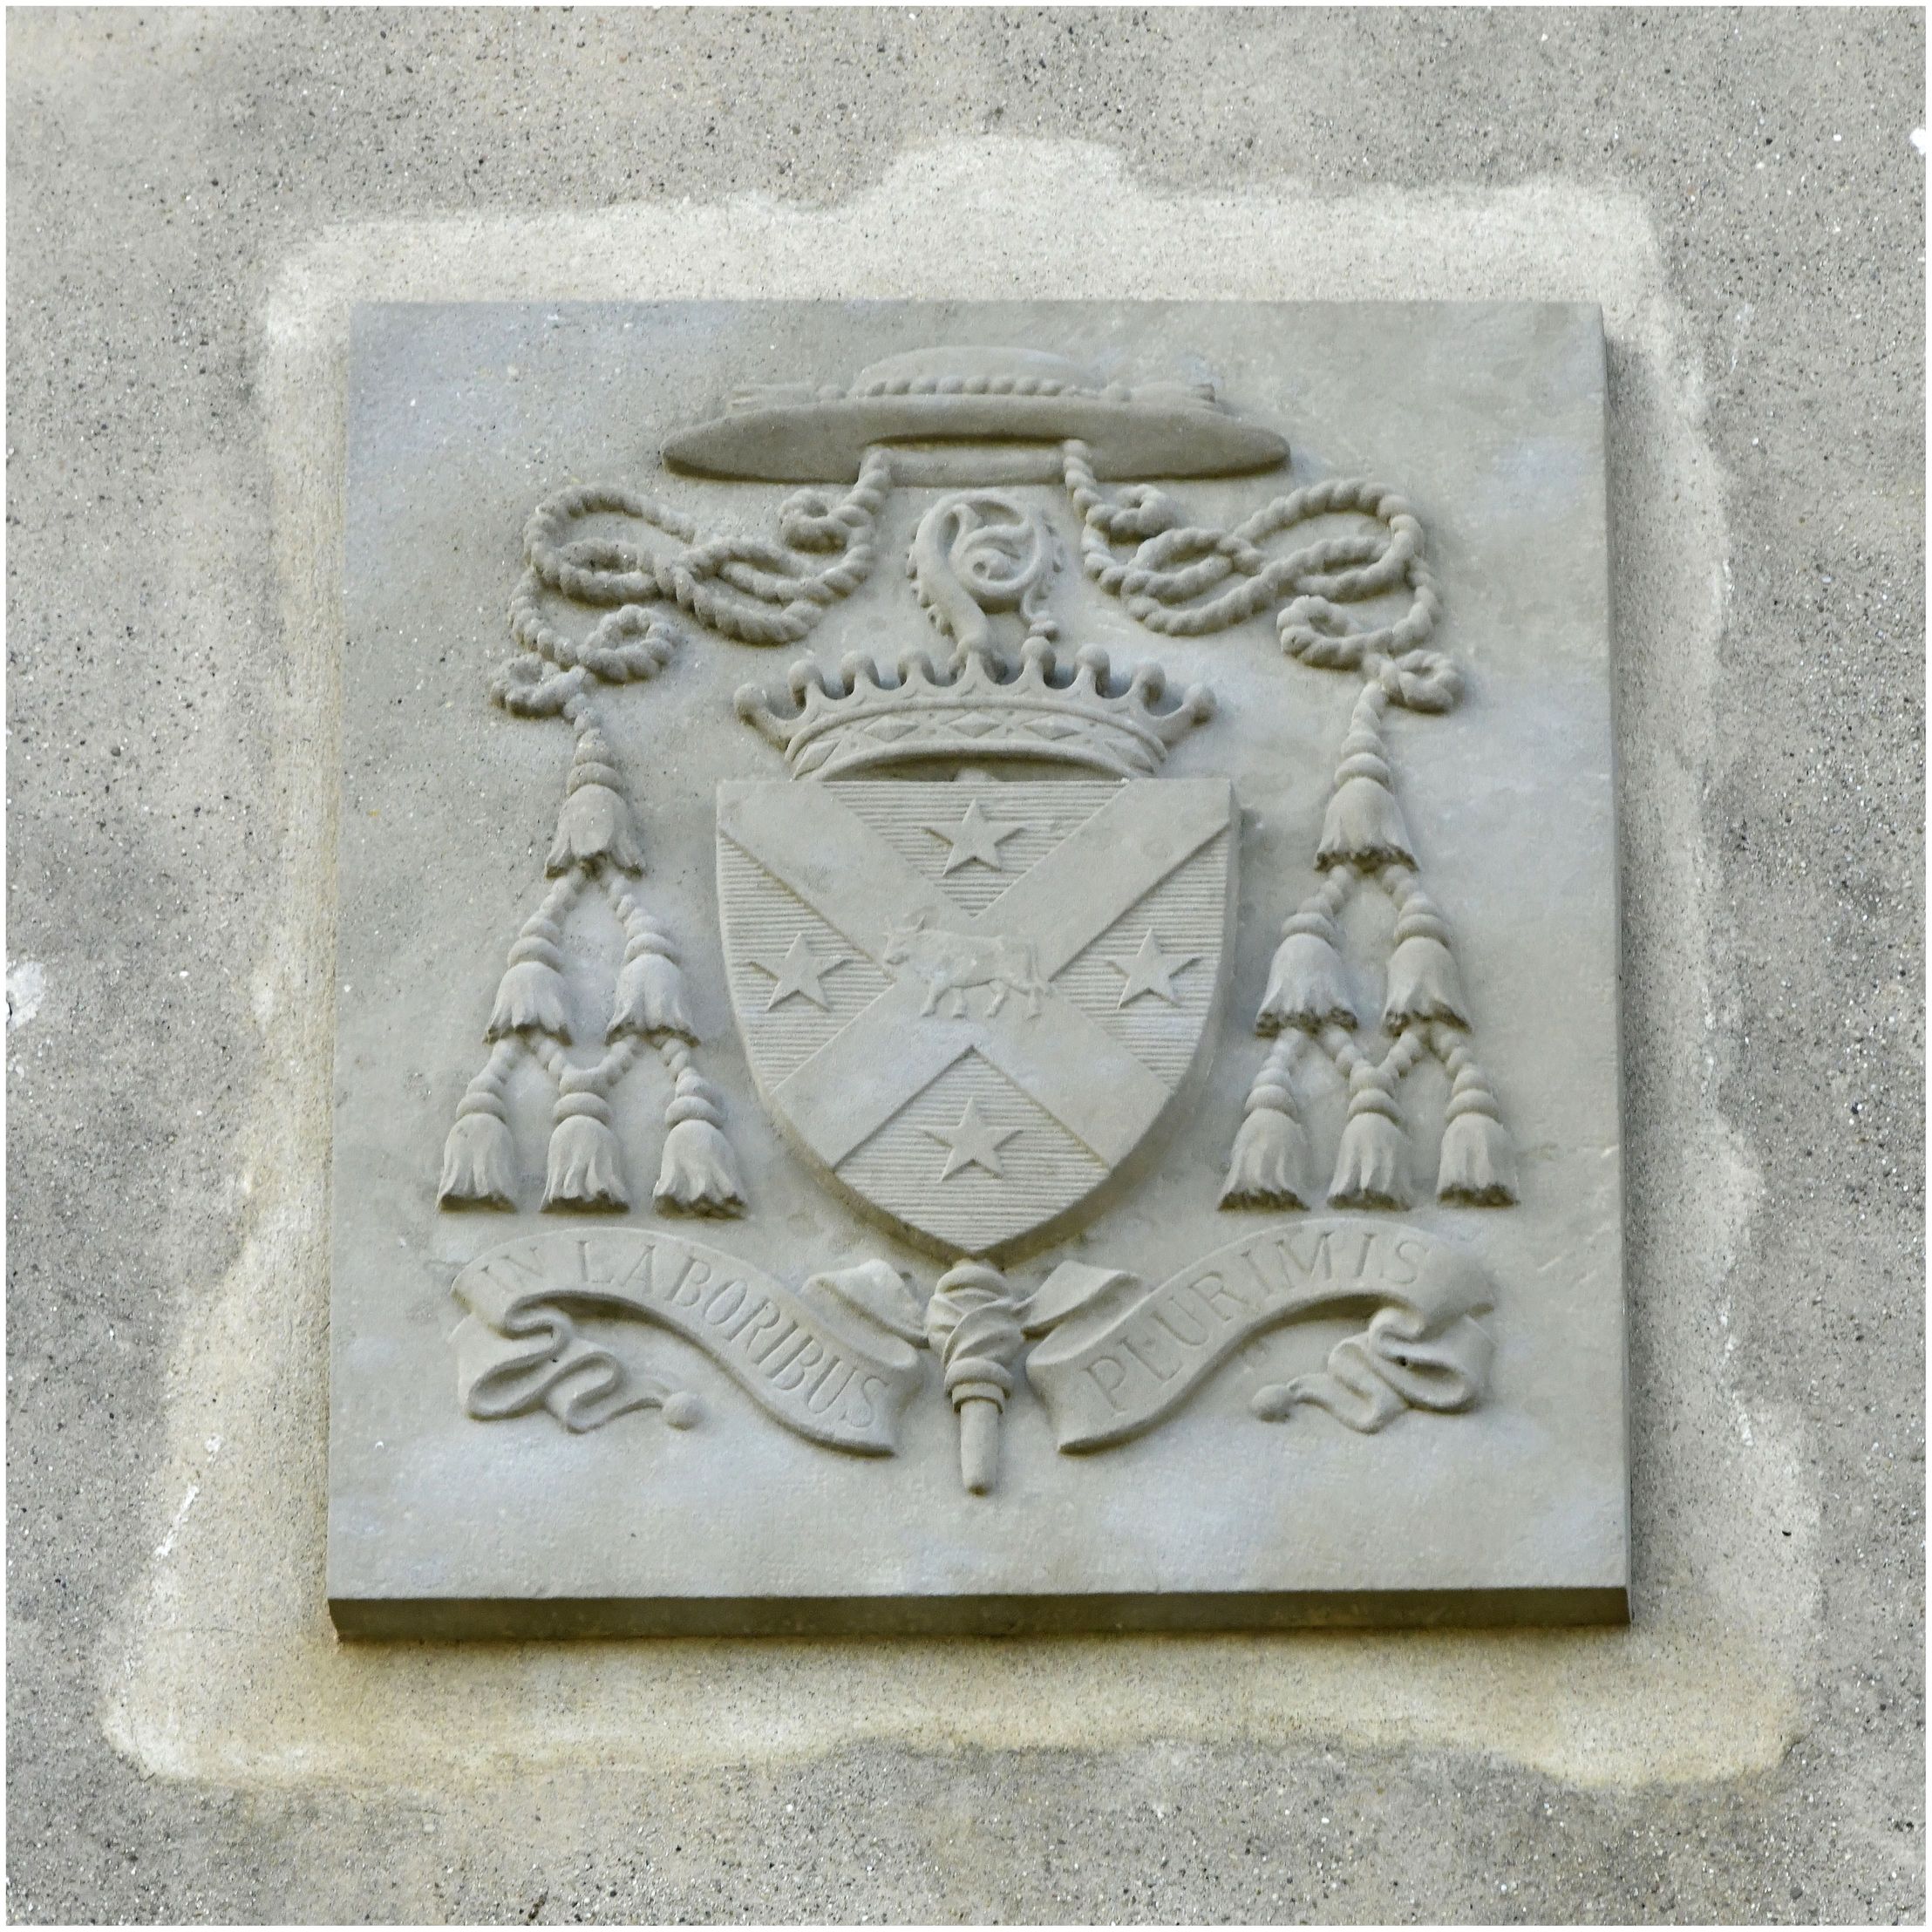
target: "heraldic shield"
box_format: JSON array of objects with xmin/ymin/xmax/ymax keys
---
[{"xmin": 718, "ymin": 769, "xmax": 1235, "ymax": 1259}]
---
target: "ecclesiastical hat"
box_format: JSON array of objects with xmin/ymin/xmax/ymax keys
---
[{"xmin": 663, "ymin": 344, "xmax": 1289, "ymax": 485}]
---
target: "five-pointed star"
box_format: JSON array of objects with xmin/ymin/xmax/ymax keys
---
[
  {"xmin": 922, "ymin": 1097, "xmax": 1023, "ymax": 1182},
  {"xmin": 747, "ymin": 932, "xmax": 847, "ymax": 1011},
  {"xmin": 1104, "ymin": 930, "xmax": 1202, "ymax": 1008},
  {"xmin": 920, "ymin": 798, "xmax": 1031, "ymax": 874}
]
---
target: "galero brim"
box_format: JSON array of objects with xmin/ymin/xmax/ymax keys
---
[{"xmin": 661, "ymin": 393, "xmax": 1289, "ymax": 485}]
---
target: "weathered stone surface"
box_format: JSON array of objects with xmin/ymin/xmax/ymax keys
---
[
  {"xmin": 330, "ymin": 301, "xmax": 1626, "ymax": 1633},
  {"xmin": 13, "ymin": 13, "xmax": 1922, "ymax": 1921}
]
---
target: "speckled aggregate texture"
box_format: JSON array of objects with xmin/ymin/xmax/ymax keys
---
[{"xmin": 6, "ymin": 9, "xmax": 1922, "ymax": 1923}]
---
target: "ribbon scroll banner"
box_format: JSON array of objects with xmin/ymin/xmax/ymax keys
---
[
  {"xmin": 1024, "ymin": 1218, "xmax": 1494, "ymax": 1449},
  {"xmin": 452, "ymin": 1231, "xmax": 926, "ymax": 1452}
]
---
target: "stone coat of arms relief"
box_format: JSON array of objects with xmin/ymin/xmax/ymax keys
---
[{"xmin": 434, "ymin": 342, "xmax": 1517, "ymax": 1502}]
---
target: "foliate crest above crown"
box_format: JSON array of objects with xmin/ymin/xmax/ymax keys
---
[{"xmin": 734, "ymin": 640, "xmax": 1214, "ymax": 781}]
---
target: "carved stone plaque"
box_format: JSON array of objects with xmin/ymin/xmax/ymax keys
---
[{"xmin": 330, "ymin": 303, "xmax": 1627, "ymax": 1635}]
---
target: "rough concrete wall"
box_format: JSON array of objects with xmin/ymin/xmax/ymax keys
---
[{"xmin": 6, "ymin": 8, "xmax": 1922, "ymax": 1922}]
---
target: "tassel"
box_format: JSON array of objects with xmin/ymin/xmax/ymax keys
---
[
  {"xmin": 1383, "ymin": 893, "xmax": 1468, "ymax": 1031},
  {"xmin": 1256, "ymin": 908, "xmax": 1356, "ymax": 1033},
  {"xmin": 547, "ymin": 728, "xmax": 645, "ymax": 875},
  {"xmin": 1219, "ymin": 1044, "xmax": 1311, "ymax": 1210},
  {"xmin": 1438, "ymin": 1067, "xmax": 1518, "ymax": 1205},
  {"xmin": 1316, "ymin": 729, "xmax": 1415, "ymax": 872},
  {"xmin": 438, "ymin": 1098, "xmax": 517, "ymax": 1209},
  {"xmin": 1316, "ymin": 772, "xmax": 1415, "ymax": 871},
  {"xmin": 1329, "ymin": 1077, "xmax": 1409, "ymax": 1209},
  {"xmin": 926, "ymin": 1260, "xmax": 1024, "ymax": 1494},
  {"xmin": 542, "ymin": 1078, "xmax": 628, "ymax": 1211},
  {"xmin": 609, "ymin": 929, "xmax": 694, "ymax": 1041},
  {"xmin": 486, "ymin": 932, "xmax": 571, "ymax": 1041},
  {"xmin": 654, "ymin": 1069, "xmax": 745, "ymax": 1216}
]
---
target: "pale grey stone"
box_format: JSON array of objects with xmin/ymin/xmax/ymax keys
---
[
  {"xmin": 12, "ymin": 13, "xmax": 1921, "ymax": 1921},
  {"xmin": 330, "ymin": 299, "xmax": 1626, "ymax": 1634}
]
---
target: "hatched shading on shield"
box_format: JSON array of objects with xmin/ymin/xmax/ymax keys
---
[{"xmin": 718, "ymin": 774, "xmax": 1235, "ymax": 1258}]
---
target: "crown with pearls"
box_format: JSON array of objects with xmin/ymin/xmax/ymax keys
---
[{"xmin": 735, "ymin": 639, "xmax": 1214, "ymax": 782}]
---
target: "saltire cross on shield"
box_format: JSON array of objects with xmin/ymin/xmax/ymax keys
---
[{"xmin": 717, "ymin": 774, "xmax": 1235, "ymax": 1259}]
